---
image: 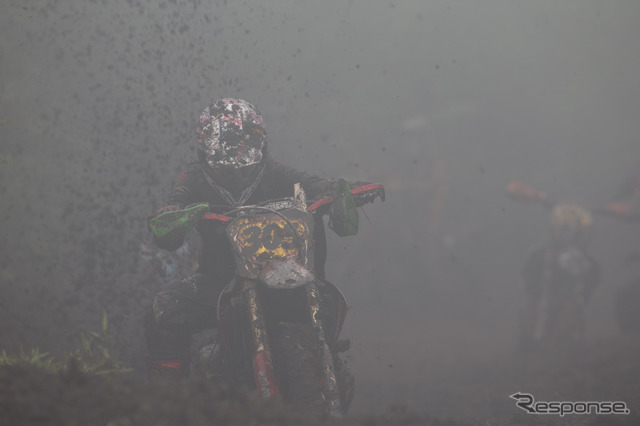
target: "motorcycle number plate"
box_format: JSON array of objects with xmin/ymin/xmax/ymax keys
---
[{"xmin": 227, "ymin": 209, "xmax": 313, "ymax": 278}]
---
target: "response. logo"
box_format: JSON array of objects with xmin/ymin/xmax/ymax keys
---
[{"xmin": 510, "ymin": 392, "xmax": 630, "ymax": 417}]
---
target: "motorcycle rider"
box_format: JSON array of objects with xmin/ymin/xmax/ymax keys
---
[
  {"xmin": 519, "ymin": 203, "xmax": 600, "ymax": 351},
  {"xmin": 603, "ymin": 164, "xmax": 640, "ymax": 332},
  {"xmin": 603, "ymin": 164, "xmax": 640, "ymax": 223},
  {"xmin": 144, "ymin": 98, "xmax": 380, "ymax": 380}
]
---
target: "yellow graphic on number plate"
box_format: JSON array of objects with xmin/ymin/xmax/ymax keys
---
[{"xmin": 232, "ymin": 216, "xmax": 306, "ymax": 260}]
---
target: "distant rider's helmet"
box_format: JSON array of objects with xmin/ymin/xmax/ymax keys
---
[
  {"xmin": 549, "ymin": 203, "xmax": 594, "ymax": 248},
  {"xmin": 196, "ymin": 98, "xmax": 268, "ymax": 206}
]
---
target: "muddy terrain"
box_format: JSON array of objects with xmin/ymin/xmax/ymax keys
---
[
  {"xmin": 2, "ymin": 332, "xmax": 639, "ymax": 425},
  {"xmin": 3, "ymin": 2, "xmax": 640, "ymax": 425}
]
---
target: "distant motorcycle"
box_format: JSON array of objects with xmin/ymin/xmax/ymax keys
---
[
  {"xmin": 506, "ymin": 181, "xmax": 600, "ymax": 352},
  {"xmin": 602, "ymin": 199, "xmax": 640, "ymax": 333},
  {"xmin": 180, "ymin": 181, "xmax": 385, "ymax": 416}
]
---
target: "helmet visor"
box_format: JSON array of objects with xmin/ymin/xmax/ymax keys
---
[{"xmin": 203, "ymin": 134, "xmax": 264, "ymax": 169}]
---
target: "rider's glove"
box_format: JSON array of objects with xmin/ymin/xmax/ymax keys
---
[
  {"xmin": 148, "ymin": 204, "xmax": 209, "ymax": 250},
  {"xmin": 327, "ymin": 180, "xmax": 385, "ymax": 236},
  {"xmin": 329, "ymin": 179, "xmax": 359, "ymax": 236},
  {"xmin": 315, "ymin": 180, "xmax": 385, "ymax": 205},
  {"xmin": 347, "ymin": 181, "xmax": 386, "ymax": 207}
]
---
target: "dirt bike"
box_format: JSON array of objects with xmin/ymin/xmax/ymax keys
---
[
  {"xmin": 601, "ymin": 199, "xmax": 640, "ymax": 333},
  {"xmin": 506, "ymin": 181, "xmax": 600, "ymax": 352},
  {"xmin": 180, "ymin": 181, "xmax": 385, "ymax": 417}
]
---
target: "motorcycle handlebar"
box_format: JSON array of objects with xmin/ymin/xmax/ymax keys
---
[
  {"xmin": 307, "ymin": 183, "xmax": 385, "ymax": 214},
  {"xmin": 202, "ymin": 183, "xmax": 385, "ymax": 220}
]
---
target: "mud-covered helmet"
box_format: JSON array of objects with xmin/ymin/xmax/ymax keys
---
[
  {"xmin": 549, "ymin": 203, "xmax": 594, "ymax": 248},
  {"xmin": 196, "ymin": 98, "xmax": 268, "ymax": 206}
]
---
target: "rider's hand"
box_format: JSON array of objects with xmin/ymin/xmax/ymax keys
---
[
  {"xmin": 326, "ymin": 180, "xmax": 385, "ymax": 237},
  {"xmin": 307, "ymin": 180, "xmax": 385, "ymax": 217},
  {"xmin": 348, "ymin": 181, "xmax": 385, "ymax": 207},
  {"xmin": 148, "ymin": 204, "xmax": 209, "ymax": 250}
]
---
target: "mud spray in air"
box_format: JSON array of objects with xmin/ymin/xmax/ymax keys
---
[{"xmin": 1, "ymin": 1, "xmax": 640, "ymax": 425}]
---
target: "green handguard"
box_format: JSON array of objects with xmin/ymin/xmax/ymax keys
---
[
  {"xmin": 148, "ymin": 203, "xmax": 209, "ymax": 245},
  {"xmin": 329, "ymin": 178, "xmax": 359, "ymax": 236}
]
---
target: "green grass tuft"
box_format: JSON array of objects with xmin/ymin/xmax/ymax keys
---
[{"xmin": 0, "ymin": 312, "xmax": 131, "ymax": 376}]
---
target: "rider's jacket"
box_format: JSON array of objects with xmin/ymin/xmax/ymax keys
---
[
  {"xmin": 151, "ymin": 158, "xmax": 332, "ymax": 283},
  {"xmin": 522, "ymin": 243, "xmax": 600, "ymax": 306}
]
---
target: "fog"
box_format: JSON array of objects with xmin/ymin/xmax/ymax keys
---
[{"xmin": 2, "ymin": 0, "xmax": 640, "ymax": 420}]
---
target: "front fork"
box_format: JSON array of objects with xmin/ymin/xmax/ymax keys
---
[
  {"xmin": 306, "ymin": 282, "xmax": 343, "ymax": 417},
  {"xmin": 242, "ymin": 279, "xmax": 280, "ymax": 400},
  {"xmin": 241, "ymin": 279, "xmax": 343, "ymax": 416}
]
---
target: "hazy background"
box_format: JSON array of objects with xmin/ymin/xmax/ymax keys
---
[{"xmin": 2, "ymin": 0, "xmax": 640, "ymax": 419}]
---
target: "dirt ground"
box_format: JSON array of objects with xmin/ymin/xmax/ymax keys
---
[
  {"xmin": 2, "ymin": 195, "xmax": 639, "ymax": 425},
  {"xmin": 2, "ymin": 332, "xmax": 639, "ymax": 426},
  {"xmin": 2, "ymin": 226, "xmax": 640, "ymax": 426}
]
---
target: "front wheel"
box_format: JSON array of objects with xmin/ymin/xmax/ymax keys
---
[{"xmin": 271, "ymin": 322, "xmax": 353, "ymax": 415}]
